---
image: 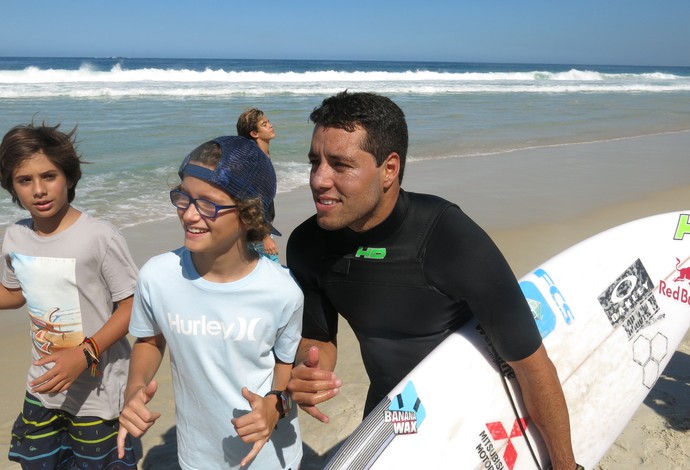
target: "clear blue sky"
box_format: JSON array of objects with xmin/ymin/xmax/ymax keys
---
[{"xmin": 2, "ymin": 0, "xmax": 688, "ymax": 66}]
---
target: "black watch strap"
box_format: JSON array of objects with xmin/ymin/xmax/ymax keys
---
[{"xmin": 265, "ymin": 390, "xmax": 291, "ymax": 419}]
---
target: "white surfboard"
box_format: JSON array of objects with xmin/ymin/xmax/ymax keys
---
[{"xmin": 324, "ymin": 210, "xmax": 690, "ymax": 470}]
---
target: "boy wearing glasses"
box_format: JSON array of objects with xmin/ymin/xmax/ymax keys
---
[{"xmin": 117, "ymin": 136, "xmax": 304, "ymax": 470}]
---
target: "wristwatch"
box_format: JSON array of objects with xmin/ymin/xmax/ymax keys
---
[{"xmin": 265, "ymin": 390, "xmax": 292, "ymax": 419}]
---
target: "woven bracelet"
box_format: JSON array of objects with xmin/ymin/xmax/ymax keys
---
[{"xmin": 81, "ymin": 337, "xmax": 102, "ymax": 377}]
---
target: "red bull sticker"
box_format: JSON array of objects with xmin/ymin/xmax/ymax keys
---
[{"xmin": 659, "ymin": 257, "xmax": 690, "ymax": 305}]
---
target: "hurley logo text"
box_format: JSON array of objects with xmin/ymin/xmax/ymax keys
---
[{"xmin": 167, "ymin": 313, "xmax": 261, "ymax": 341}]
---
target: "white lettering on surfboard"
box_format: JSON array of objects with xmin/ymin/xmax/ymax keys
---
[{"xmin": 384, "ymin": 410, "xmax": 418, "ymax": 434}]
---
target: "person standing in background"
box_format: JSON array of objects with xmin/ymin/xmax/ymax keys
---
[{"xmin": 237, "ymin": 108, "xmax": 281, "ymax": 262}]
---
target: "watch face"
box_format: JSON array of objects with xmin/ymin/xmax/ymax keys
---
[{"xmin": 281, "ymin": 392, "xmax": 292, "ymax": 416}]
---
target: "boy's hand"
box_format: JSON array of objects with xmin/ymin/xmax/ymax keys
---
[
  {"xmin": 231, "ymin": 387, "xmax": 280, "ymax": 467},
  {"xmin": 117, "ymin": 380, "xmax": 161, "ymax": 458},
  {"xmin": 31, "ymin": 347, "xmax": 88, "ymax": 394},
  {"xmin": 263, "ymin": 236, "xmax": 279, "ymax": 257}
]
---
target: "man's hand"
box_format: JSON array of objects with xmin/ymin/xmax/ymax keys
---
[
  {"xmin": 286, "ymin": 346, "xmax": 342, "ymax": 423},
  {"xmin": 510, "ymin": 344, "xmax": 577, "ymax": 470},
  {"xmin": 117, "ymin": 380, "xmax": 161, "ymax": 458}
]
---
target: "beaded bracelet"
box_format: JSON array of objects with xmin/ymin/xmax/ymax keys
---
[{"xmin": 80, "ymin": 337, "xmax": 101, "ymax": 377}]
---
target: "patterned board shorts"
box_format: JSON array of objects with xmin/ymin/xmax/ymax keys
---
[{"xmin": 8, "ymin": 392, "xmax": 137, "ymax": 469}]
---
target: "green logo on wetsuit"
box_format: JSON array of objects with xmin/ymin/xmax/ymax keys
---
[{"xmin": 355, "ymin": 247, "xmax": 387, "ymax": 259}]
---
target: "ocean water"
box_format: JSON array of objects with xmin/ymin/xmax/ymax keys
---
[{"xmin": 1, "ymin": 57, "xmax": 689, "ymax": 232}]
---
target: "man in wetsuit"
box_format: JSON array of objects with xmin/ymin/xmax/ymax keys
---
[{"xmin": 286, "ymin": 91, "xmax": 580, "ymax": 469}]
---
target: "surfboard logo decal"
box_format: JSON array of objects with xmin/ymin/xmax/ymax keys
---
[
  {"xmin": 659, "ymin": 258, "xmax": 690, "ymax": 305},
  {"xmin": 520, "ymin": 280, "xmax": 557, "ymax": 338},
  {"xmin": 477, "ymin": 418, "xmax": 529, "ymax": 470},
  {"xmin": 673, "ymin": 213, "xmax": 690, "ymax": 240},
  {"xmin": 384, "ymin": 381, "xmax": 426, "ymax": 435},
  {"xmin": 632, "ymin": 332, "xmax": 668, "ymax": 388},
  {"xmin": 598, "ymin": 259, "xmax": 663, "ymax": 339}
]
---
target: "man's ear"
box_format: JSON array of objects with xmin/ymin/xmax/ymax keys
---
[
  {"xmin": 382, "ymin": 152, "xmax": 400, "ymax": 189},
  {"xmin": 250, "ymin": 130, "xmax": 259, "ymax": 139}
]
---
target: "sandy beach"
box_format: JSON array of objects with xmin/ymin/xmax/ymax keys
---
[{"xmin": 1, "ymin": 131, "xmax": 689, "ymax": 469}]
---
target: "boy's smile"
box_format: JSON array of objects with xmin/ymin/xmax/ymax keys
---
[{"xmin": 177, "ymin": 175, "xmax": 254, "ymax": 279}]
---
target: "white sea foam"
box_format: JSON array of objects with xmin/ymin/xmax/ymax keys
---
[
  {"xmin": 1, "ymin": 59, "xmax": 688, "ymax": 231},
  {"xmin": 1, "ymin": 66, "xmax": 688, "ymax": 99}
]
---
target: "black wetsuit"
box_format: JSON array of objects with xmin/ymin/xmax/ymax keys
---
[{"xmin": 287, "ymin": 190, "xmax": 541, "ymax": 415}]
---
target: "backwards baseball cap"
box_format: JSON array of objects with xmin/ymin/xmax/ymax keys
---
[{"xmin": 178, "ymin": 136, "xmax": 280, "ymax": 234}]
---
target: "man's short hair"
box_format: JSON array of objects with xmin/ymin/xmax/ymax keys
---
[{"xmin": 309, "ymin": 91, "xmax": 408, "ymax": 182}]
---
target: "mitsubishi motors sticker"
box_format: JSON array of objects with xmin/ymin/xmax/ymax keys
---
[
  {"xmin": 475, "ymin": 417, "xmax": 529, "ymax": 470},
  {"xmin": 598, "ymin": 258, "xmax": 664, "ymax": 339}
]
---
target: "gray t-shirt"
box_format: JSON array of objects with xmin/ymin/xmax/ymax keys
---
[{"xmin": 2, "ymin": 212, "xmax": 138, "ymax": 419}]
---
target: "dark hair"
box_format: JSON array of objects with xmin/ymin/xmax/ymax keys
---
[
  {"xmin": 185, "ymin": 140, "xmax": 271, "ymax": 242},
  {"xmin": 309, "ymin": 91, "xmax": 408, "ymax": 182},
  {"xmin": 0, "ymin": 122, "xmax": 83, "ymax": 208},
  {"xmin": 236, "ymin": 108, "xmax": 265, "ymax": 140}
]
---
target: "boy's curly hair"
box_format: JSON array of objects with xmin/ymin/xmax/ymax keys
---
[{"xmin": 185, "ymin": 140, "xmax": 271, "ymax": 242}]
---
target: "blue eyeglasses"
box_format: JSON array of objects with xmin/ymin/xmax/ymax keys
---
[{"xmin": 170, "ymin": 189, "xmax": 238, "ymax": 219}]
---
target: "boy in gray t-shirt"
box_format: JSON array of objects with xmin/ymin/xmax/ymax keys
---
[{"xmin": 0, "ymin": 122, "xmax": 139, "ymax": 469}]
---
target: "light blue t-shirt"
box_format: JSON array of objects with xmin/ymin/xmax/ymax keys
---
[{"xmin": 130, "ymin": 248, "xmax": 303, "ymax": 470}]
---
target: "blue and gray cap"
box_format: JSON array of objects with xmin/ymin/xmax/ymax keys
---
[{"xmin": 178, "ymin": 136, "xmax": 278, "ymax": 228}]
